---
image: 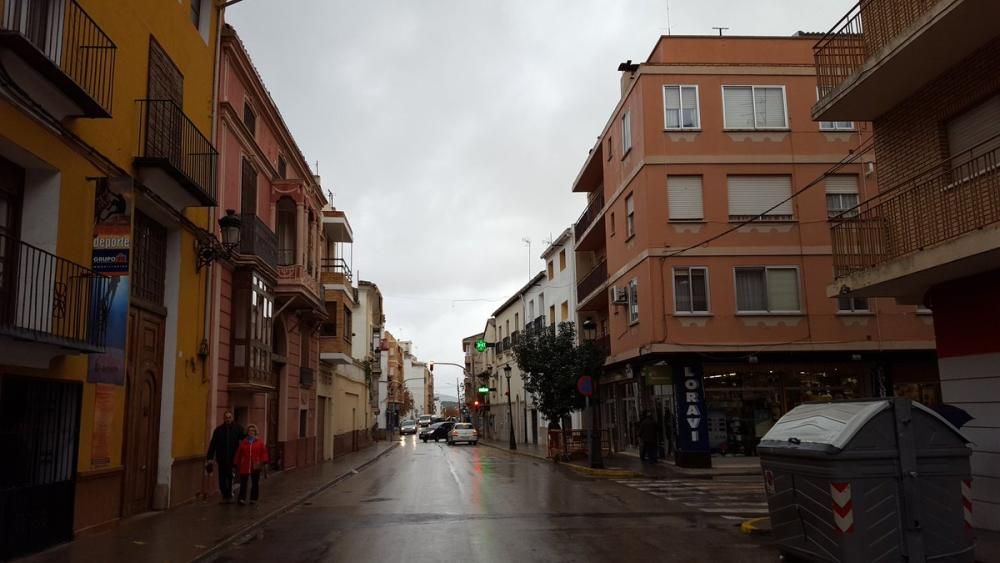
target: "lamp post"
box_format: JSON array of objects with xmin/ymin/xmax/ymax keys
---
[
  {"xmin": 581, "ymin": 318, "xmax": 604, "ymax": 469},
  {"xmin": 504, "ymin": 364, "xmax": 516, "ymax": 450}
]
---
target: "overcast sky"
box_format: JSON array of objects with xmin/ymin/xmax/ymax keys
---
[{"xmin": 226, "ymin": 0, "xmax": 854, "ymax": 396}]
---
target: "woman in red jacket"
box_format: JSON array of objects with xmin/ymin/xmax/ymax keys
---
[{"xmin": 233, "ymin": 424, "xmax": 269, "ymax": 505}]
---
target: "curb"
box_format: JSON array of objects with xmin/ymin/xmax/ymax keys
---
[
  {"xmin": 740, "ymin": 516, "xmax": 771, "ymax": 535},
  {"xmin": 191, "ymin": 442, "xmax": 399, "ymax": 562},
  {"xmin": 479, "ymin": 441, "xmax": 642, "ymax": 479}
]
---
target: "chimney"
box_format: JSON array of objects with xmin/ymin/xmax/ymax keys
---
[{"xmin": 618, "ymin": 60, "xmax": 640, "ymax": 97}]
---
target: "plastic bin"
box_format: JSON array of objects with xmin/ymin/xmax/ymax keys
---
[{"xmin": 758, "ymin": 399, "xmax": 974, "ymax": 563}]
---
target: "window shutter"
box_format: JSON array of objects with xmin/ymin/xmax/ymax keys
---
[
  {"xmin": 667, "ymin": 176, "xmax": 703, "ymax": 220},
  {"xmin": 947, "ymin": 94, "xmax": 1000, "ymax": 163},
  {"xmin": 727, "ymin": 176, "xmax": 793, "ymax": 218},
  {"xmin": 825, "ymin": 175, "xmax": 858, "ymax": 194},
  {"xmin": 723, "ymin": 87, "xmax": 754, "ymax": 128},
  {"xmin": 766, "ymin": 268, "xmax": 800, "ymax": 311},
  {"xmin": 754, "ymin": 87, "xmax": 786, "ymax": 128}
]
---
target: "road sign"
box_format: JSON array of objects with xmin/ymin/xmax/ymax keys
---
[
  {"xmin": 475, "ymin": 339, "xmax": 487, "ymax": 352},
  {"xmin": 576, "ymin": 375, "xmax": 593, "ymax": 397}
]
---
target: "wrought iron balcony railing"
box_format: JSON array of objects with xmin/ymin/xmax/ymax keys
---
[
  {"xmin": 321, "ymin": 257, "xmax": 352, "ymax": 282},
  {"xmin": 0, "ymin": 233, "xmax": 109, "ymax": 351},
  {"xmin": 577, "ymin": 259, "xmax": 607, "ymax": 301},
  {"xmin": 831, "ymin": 134, "xmax": 1000, "ymax": 278},
  {"xmin": 574, "ymin": 192, "xmax": 605, "ymax": 241},
  {"xmin": 135, "ymin": 99, "xmax": 218, "ymax": 205},
  {"xmin": 238, "ymin": 213, "xmax": 277, "ymax": 269},
  {"xmin": 0, "ymin": 0, "xmax": 116, "ymax": 115},
  {"xmin": 814, "ymin": 0, "xmax": 938, "ymax": 102}
]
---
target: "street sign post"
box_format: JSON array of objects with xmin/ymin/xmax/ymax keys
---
[{"xmin": 576, "ymin": 375, "xmax": 593, "ymax": 397}]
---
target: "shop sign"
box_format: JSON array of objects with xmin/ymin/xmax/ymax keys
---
[
  {"xmin": 674, "ymin": 365, "xmax": 710, "ymax": 452},
  {"xmin": 642, "ymin": 364, "xmax": 672, "ymax": 386},
  {"xmin": 88, "ymin": 177, "xmax": 132, "ymax": 386}
]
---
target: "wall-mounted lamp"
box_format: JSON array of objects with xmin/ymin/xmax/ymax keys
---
[{"xmin": 197, "ymin": 209, "xmax": 241, "ymax": 270}]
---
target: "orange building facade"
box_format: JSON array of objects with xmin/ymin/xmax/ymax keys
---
[{"xmin": 571, "ymin": 36, "xmax": 939, "ymax": 466}]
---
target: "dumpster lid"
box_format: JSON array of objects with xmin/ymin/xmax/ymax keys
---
[{"xmin": 760, "ymin": 400, "xmax": 966, "ymax": 450}]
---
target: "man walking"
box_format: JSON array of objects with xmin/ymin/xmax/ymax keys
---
[{"xmin": 206, "ymin": 411, "xmax": 244, "ymax": 503}]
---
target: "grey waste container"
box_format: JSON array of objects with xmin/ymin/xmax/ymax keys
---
[{"xmin": 758, "ymin": 399, "xmax": 974, "ymax": 563}]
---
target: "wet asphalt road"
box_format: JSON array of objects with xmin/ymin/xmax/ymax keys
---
[{"xmin": 212, "ymin": 436, "xmax": 779, "ymax": 563}]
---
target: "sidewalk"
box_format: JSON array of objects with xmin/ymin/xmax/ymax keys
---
[
  {"xmin": 19, "ymin": 442, "xmax": 399, "ymax": 563},
  {"xmin": 479, "ymin": 438, "xmax": 759, "ymax": 479}
]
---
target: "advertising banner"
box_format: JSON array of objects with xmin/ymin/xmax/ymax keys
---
[{"xmin": 87, "ymin": 177, "xmax": 132, "ymax": 385}]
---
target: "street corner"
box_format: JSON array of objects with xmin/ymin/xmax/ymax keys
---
[{"xmin": 740, "ymin": 517, "xmax": 771, "ymax": 536}]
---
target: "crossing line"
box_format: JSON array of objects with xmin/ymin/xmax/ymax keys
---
[{"xmin": 613, "ymin": 478, "xmax": 768, "ymax": 521}]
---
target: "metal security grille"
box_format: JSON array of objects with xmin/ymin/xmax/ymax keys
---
[
  {"xmin": 0, "ymin": 376, "xmax": 82, "ymax": 560},
  {"xmin": 132, "ymin": 211, "xmax": 167, "ymax": 305}
]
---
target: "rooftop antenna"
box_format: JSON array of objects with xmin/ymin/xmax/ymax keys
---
[
  {"xmin": 666, "ymin": 0, "xmax": 672, "ymax": 35},
  {"xmin": 521, "ymin": 237, "xmax": 531, "ymax": 280},
  {"xmin": 315, "ymin": 160, "xmax": 320, "ymax": 174},
  {"xmin": 712, "ymin": 26, "xmax": 729, "ymax": 36}
]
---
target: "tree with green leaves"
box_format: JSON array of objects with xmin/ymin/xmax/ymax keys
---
[{"xmin": 511, "ymin": 321, "xmax": 605, "ymax": 429}]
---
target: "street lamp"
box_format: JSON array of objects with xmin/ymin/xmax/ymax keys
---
[
  {"xmin": 504, "ymin": 364, "xmax": 516, "ymax": 450},
  {"xmin": 197, "ymin": 209, "xmax": 242, "ymax": 269}
]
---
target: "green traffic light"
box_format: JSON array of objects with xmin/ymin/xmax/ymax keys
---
[
  {"xmin": 478, "ymin": 386, "xmax": 489, "ymax": 393},
  {"xmin": 475, "ymin": 339, "xmax": 487, "ymax": 352}
]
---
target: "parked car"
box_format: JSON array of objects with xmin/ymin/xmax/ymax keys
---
[
  {"xmin": 420, "ymin": 422, "xmax": 454, "ymax": 442},
  {"xmin": 400, "ymin": 420, "xmax": 418, "ymax": 435},
  {"xmin": 447, "ymin": 423, "xmax": 478, "ymax": 446},
  {"xmin": 417, "ymin": 415, "xmax": 433, "ymax": 427}
]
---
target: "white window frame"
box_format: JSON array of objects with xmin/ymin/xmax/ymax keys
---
[
  {"xmin": 625, "ymin": 193, "xmax": 635, "ymax": 238},
  {"xmin": 837, "ymin": 295, "xmax": 870, "ymax": 313},
  {"xmin": 817, "ymin": 87, "xmax": 854, "ymax": 131},
  {"xmin": 627, "ymin": 278, "xmax": 639, "ymax": 324},
  {"xmin": 826, "ymin": 192, "xmax": 859, "ymax": 218},
  {"xmin": 621, "ymin": 111, "xmax": 632, "ymax": 155},
  {"xmin": 722, "ymin": 85, "xmax": 789, "ymax": 130},
  {"xmin": 663, "ymin": 85, "xmax": 700, "ymax": 130},
  {"xmin": 733, "ymin": 266, "xmax": 802, "ymax": 314},
  {"xmin": 673, "ymin": 267, "xmax": 710, "ymax": 314}
]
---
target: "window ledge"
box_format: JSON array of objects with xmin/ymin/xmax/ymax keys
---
[
  {"xmin": 836, "ymin": 311, "xmax": 874, "ymax": 317},
  {"xmin": 674, "ymin": 312, "xmax": 713, "ymax": 317},
  {"xmin": 664, "ymin": 128, "xmax": 701, "ymax": 133},
  {"xmin": 735, "ymin": 312, "xmax": 804, "ymax": 317},
  {"xmin": 819, "ymin": 128, "xmax": 856, "ymax": 133},
  {"xmin": 724, "ymin": 128, "xmax": 791, "ymax": 133},
  {"xmin": 727, "ymin": 219, "xmax": 797, "ymax": 225},
  {"xmin": 669, "ymin": 219, "xmax": 705, "ymax": 224},
  {"xmin": 621, "ymin": 147, "xmax": 632, "ymax": 160},
  {"xmin": 624, "ymin": 233, "xmax": 636, "ymax": 242}
]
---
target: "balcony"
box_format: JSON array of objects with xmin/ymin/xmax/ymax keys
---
[
  {"xmin": 237, "ymin": 213, "xmax": 277, "ymax": 271},
  {"xmin": 813, "ymin": 0, "xmax": 1000, "ymax": 121},
  {"xmin": 322, "ymin": 209, "xmax": 353, "ymax": 243},
  {"xmin": 320, "ymin": 257, "xmax": 352, "ymax": 285},
  {"xmin": 0, "ymin": 233, "xmax": 109, "ymax": 358},
  {"xmin": 0, "ymin": 0, "xmax": 116, "ymax": 119},
  {"xmin": 574, "ymin": 192, "xmax": 605, "ymax": 250},
  {"xmin": 134, "ymin": 99, "xmax": 218, "ymax": 210},
  {"xmin": 577, "ymin": 259, "xmax": 608, "ymax": 304},
  {"xmin": 830, "ymin": 136, "xmax": 1000, "ymax": 300}
]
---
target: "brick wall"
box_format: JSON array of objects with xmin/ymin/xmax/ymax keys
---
[{"xmin": 872, "ymin": 38, "xmax": 1000, "ymax": 186}]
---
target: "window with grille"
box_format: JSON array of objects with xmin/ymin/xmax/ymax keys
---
[
  {"xmin": 663, "ymin": 85, "xmax": 699, "ymax": 129},
  {"xmin": 723, "ymin": 86, "xmax": 788, "ymax": 129},
  {"xmin": 673, "ymin": 267, "xmax": 709, "ymax": 313},
  {"xmin": 132, "ymin": 211, "xmax": 167, "ymax": 305},
  {"xmin": 734, "ymin": 267, "xmax": 800, "ymax": 313}
]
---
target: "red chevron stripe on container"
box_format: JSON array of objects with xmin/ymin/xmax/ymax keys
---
[
  {"xmin": 962, "ymin": 479, "xmax": 974, "ymax": 529},
  {"xmin": 831, "ymin": 482, "xmax": 854, "ymax": 534}
]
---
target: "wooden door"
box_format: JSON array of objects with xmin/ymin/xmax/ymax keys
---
[
  {"xmin": 122, "ymin": 308, "xmax": 164, "ymax": 516},
  {"xmin": 0, "ymin": 158, "xmax": 23, "ymax": 326}
]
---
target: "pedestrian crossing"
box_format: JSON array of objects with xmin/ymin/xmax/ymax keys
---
[{"xmin": 612, "ymin": 477, "xmax": 769, "ymax": 521}]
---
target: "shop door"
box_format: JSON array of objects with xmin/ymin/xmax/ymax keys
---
[
  {"xmin": 122, "ymin": 308, "xmax": 164, "ymax": 516},
  {"xmin": 0, "ymin": 376, "xmax": 81, "ymax": 560}
]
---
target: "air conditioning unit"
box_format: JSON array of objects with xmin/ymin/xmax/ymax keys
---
[
  {"xmin": 864, "ymin": 161, "xmax": 875, "ymax": 176},
  {"xmin": 610, "ymin": 286, "xmax": 629, "ymax": 305}
]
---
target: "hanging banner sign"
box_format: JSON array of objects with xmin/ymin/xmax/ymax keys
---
[
  {"xmin": 87, "ymin": 177, "xmax": 133, "ymax": 385},
  {"xmin": 673, "ymin": 365, "xmax": 710, "ymax": 453}
]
